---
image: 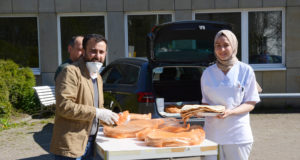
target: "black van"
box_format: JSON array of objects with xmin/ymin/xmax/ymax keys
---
[{"xmin": 101, "ymin": 20, "xmax": 231, "ymax": 119}]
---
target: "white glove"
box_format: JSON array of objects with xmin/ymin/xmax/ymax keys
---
[{"xmin": 96, "ymin": 108, "xmax": 119, "ymax": 125}]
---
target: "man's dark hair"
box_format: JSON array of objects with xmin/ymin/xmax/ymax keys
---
[
  {"xmin": 83, "ymin": 34, "xmax": 107, "ymax": 50},
  {"xmin": 68, "ymin": 35, "xmax": 83, "ymax": 47}
]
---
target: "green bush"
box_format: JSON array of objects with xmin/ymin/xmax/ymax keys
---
[
  {"xmin": 0, "ymin": 76, "xmax": 12, "ymax": 117},
  {"xmin": 0, "ymin": 59, "xmax": 39, "ymax": 117}
]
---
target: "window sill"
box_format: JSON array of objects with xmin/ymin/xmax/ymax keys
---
[
  {"xmin": 250, "ymin": 63, "xmax": 286, "ymax": 71},
  {"xmin": 252, "ymin": 66, "xmax": 286, "ymax": 71},
  {"xmin": 31, "ymin": 68, "xmax": 40, "ymax": 75}
]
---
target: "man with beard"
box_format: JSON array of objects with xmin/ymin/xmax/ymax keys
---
[{"xmin": 50, "ymin": 34, "xmax": 119, "ymax": 160}]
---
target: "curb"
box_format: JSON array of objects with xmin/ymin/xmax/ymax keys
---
[{"xmin": 11, "ymin": 115, "xmax": 32, "ymax": 124}]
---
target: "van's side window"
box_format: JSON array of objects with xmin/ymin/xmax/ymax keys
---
[
  {"xmin": 102, "ymin": 65, "xmax": 122, "ymax": 84},
  {"xmin": 118, "ymin": 64, "xmax": 140, "ymax": 85},
  {"xmin": 102, "ymin": 64, "xmax": 140, "ymax": 85}
]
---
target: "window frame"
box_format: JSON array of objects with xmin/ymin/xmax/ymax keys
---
[
  {"xmin": 193, "ymin": 8, "xmax": 286, "ymax": 71},
  {"xmin": 57, "ymin": 12, "xmax": 108, "ymax": 65},
  {"xmin": 0, "ymin": 14, "xmax": 40, "ymax": 75},
  {"xmin": 124, "ymin": 11, "xmax": 175, "ymax": 58}
]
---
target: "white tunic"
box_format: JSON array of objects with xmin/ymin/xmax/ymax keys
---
[{"xmin": 201, "ymin": 61, "xmax": 260, "ymax": 145}]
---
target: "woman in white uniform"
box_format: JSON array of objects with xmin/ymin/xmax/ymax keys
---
[{"xmin": 201, "ymin": 30, "xmax": 260, "ymax": 160}]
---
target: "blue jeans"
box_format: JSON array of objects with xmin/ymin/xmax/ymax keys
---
[{"xmin": 54, "ymin": 138, "xmax": 96, "ymax": 160}]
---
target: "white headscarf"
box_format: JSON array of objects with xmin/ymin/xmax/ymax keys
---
[
  {"xmin": 214, "ymin": 30, "xmax": 239, "ymax": 72},
  {"xmin": 214, "ymin": 30, "xmax": 263, "ymax": 92}
]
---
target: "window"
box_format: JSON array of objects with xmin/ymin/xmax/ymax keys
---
[
  {"xmin": 103, "ymin": 64, "xmax": 140, "ymax": 85},
  {"xmin": 0, "ymin": 17, "xmax": 39, "ymax": 68},
  {"xmin": 103, "ymin": 66, "xmax": 122, "ymax": 84},
  {"xmin": 195, "ymin": 9, "xmax": 285, "ymax": 70},
  {"xmin": 59, "ymin": 15, "xmax": 105, "ymax": 63},
  {"xmin": 249, "ymin": 11, "xmax": 282, "ymax": 64},
  {"xmin": 127, "ymin": 14, "xmax": 172, "ymax": 57}
]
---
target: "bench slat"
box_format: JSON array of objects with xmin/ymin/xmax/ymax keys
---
[
  {"xmin": 40, "ymin": 98, "xmax": 55, "ymax": 102},
  {"xmin": 42, "ymin": 100, "xmax": 56, "ymax": 103},
  {"xmin": 36, "ymin": 92, "xmax": 55, "ymax": 96},
  {"xmin": 38, "ymin": 94, "xmax": 55, "ymax": 98},
  {"xmin": 42, "ymin": 101, "xmax": 56, "ymax": 106},
  {"xmin": 33, "ymin": 85, "xmax": 56, "ymax": 109},
  {"xmin": 41, "ymin": 100, "xmax": 55, "ymax": 103},
  {"xmin": 34, "ymin": 86, "xmax": 55, "ymax": 89},
  {"xmin": 35, "ymin": 89, "xmax": 55, "ymax": 93}
]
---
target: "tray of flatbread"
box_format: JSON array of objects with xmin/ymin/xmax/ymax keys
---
[
  {"xmin": 196, "ymin": 112, "xmax": 222, "ymax": 117},
  {"xmin": 180, "ymin": 105, "xmax": 225, "ymax": 122}
]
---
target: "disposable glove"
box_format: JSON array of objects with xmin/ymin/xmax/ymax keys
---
[{"xmin": 96, "ymin": 108, "xmax": 119, "ymax": 125}]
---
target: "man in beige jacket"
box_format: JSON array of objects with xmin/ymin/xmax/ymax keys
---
[{"xmin": 50, "ymin": 34, "xmax": 118, "ymax": 160}]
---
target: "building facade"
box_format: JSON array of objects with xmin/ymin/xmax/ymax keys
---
[{"xmin": 0, "ymin": 0, "xmax": 300, "ymax": 107}]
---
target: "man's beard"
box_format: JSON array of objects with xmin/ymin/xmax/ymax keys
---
[{"xmin": 83, "ymin": 56, "xmax": 100, "ymax": 63}]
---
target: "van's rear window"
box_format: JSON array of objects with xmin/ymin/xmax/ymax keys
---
[{"xmin": 153, "ymin": 30, "xmax": 216, "ymax": 63}]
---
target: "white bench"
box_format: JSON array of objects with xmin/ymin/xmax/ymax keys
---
[{"xmin": 33, "ymin": 86, "xmax": 56, "ymax": 111}]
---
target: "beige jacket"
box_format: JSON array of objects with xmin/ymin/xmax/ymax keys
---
[{"xmin": 50, "ymin": 58, "xmax": 104, "ymax": 158}]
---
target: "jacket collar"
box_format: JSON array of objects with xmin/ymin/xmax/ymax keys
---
[
  {"xmin": 78, "ymin": 58, "xmax": 95, "ymax": 100},
  {"xmin": 78, "ymin": 58, "xmax": 90, "ymax": 78}
]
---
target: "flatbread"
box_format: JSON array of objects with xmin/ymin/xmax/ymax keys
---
[
  {"xmin": 180, "ymin": 105, "xmax": 225, "ymax": 124},
  {"xmin": 164, "ymin": 105, "xmax": 182, "ymax": 113},
  {"xmin": 181, "ymin": 105, "xmax": 225, "ymax": 113}
]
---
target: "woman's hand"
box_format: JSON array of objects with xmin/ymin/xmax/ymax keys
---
[
  {"xmin": 216, "ymin": 109, "xmax": 232, "ymax": 119},
  {"xmin": 216, "ymin": 102, "xmax": 256, "ymax": 119}
]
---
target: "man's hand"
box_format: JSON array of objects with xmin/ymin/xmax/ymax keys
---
[{"xmin": 96, "ymin": 108, "xmax": 119, "ymax": 125}]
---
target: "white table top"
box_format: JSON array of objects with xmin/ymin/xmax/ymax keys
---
[{"xmin": 96, "ymin": 130, "xmax": 218, "ymax": 160}]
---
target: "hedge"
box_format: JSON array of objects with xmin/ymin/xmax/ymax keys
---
[{"xmin": 0, "ymin": 59, "xmax": 39, "ymax": 118}]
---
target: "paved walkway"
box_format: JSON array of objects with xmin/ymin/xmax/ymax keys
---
[{"xmin": 0, "ymin": 117, "xmax": 54, "ymax": 160}]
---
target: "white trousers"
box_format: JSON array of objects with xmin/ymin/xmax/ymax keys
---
[{"xmin": 202, "ymin": 143, "xmax": 252, "ymax": 160}]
